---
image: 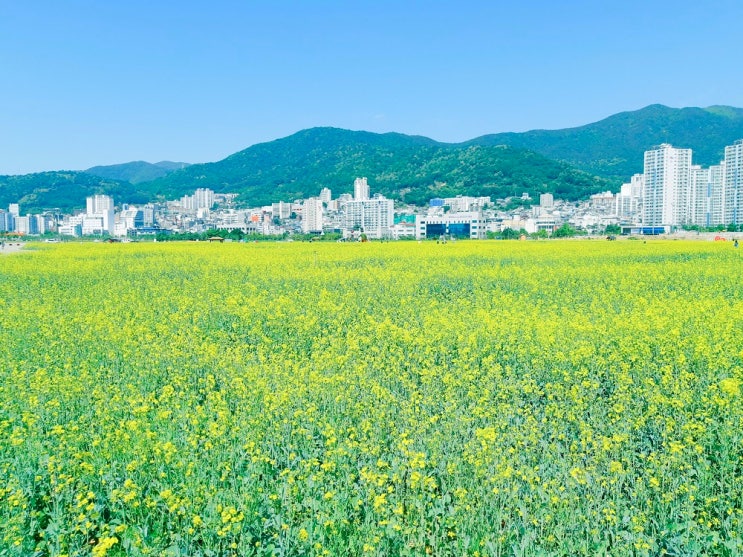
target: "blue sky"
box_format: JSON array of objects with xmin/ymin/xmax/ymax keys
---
[{"xmin": 1, "ymin": 0, "xmax": 742, "ymax": 175}]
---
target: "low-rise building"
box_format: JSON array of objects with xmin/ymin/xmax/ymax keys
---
[{"xmin": 415, "ymin": 211, "xmax": 484, "ymax": 240}]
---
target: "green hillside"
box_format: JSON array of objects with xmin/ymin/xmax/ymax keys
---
[
  {"xmin": 5, "ymin": 105, "xmax": 743, "ymax": 211},
  {"xmin": 145, "ymin": 128, "xmax": 613, "ymax": 206},
  {"xmin": 468, "ymin": 105, "xmax": 743, "ymax": 179},
  {"xmin": 0, "ymin": 172, "xmax": 149, "ymax": 214},
  {"xmin": 84, "ymin": 161, "xmax": 190, "ymax": 184}
]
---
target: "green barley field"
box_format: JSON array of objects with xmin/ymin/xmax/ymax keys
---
[{"xmin": 1, "ymin": 240, "xmax": 742, "ymax": 556}]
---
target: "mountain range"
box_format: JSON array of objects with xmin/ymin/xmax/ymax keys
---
[
  {"xmin": 3, "ymin": 104, "xmax": 743, "ymax": 212},
  {"xmin": 139, "ymin": 129, "xmax": 611, "ymax": 208}
]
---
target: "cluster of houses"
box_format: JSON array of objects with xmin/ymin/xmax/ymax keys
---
[{"xmin": 0, "ymin": 184, "xmax": 626, "ymax": 241}]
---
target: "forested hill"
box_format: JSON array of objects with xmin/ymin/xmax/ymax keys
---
[
  {"xmin": 143, "ymin": 128, "xmax": 613, "ymax": 207},
  {"xmin": 0, "ymin": 172, "xmax": 148, "ymax": 213},
  {"xmin": 6, "ymin": 104, "xmax": 743, "ymax": 211},
  {"xmin": 467, "ymin": 104, "xmax": 743, "ymax": 179}
]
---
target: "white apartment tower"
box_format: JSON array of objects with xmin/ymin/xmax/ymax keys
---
[
  {"xmin": 194, "ymin": 188, "xmax": 215, "ymax": 210},
  {"xmin": 85, "ymin": 194, "xmax": 114, "ymax": 235},
  {"xmin": 642, "ymin": 144, "xmax": 692, "ymax": 227},
  {"xmin": 14, "ymin": 216, "xmax": 37, "ymax": 235},
  {"xmin": 143, "ymin": 204, "xmax": 156, "ymax": 227},
  {"xmin": 0, "ymin": 210, "xmax": 15, "ymax": 232},
  {"xmin": 354, "ymin": 177, "xmax": 370, "ymax": 201},
  {"xmin": 689, "ymin": 164, "xmax": 725, "ymax": 228},
  {"xmin": 86, "ymin": 194, "xmax": 114, "ymax": 214},
  {"xmin": 181, "ymin": 188, "xmax": 215, "ymax": 212},
  {"xmin": 615, "ymin": 174, "xmax": 644, "ymax": 221},
  {"xmin": 689, "ymin": 165, "xmax": 709, "ymax": 227},
  {"xmin": 319, "ymin": 188, "xmax": 332, "ymax": 204},
  {"xmin": 723, "ymin": 140, "xmax": 743, "ymax": 225},
  {"xmin": 302, "ymin": 197, "xmax": 324, "ymax": 233},
  {"xmin": 708, "ymin": 163, "xmax": 726, "ymax": 227},
  {"xmin": 272, "ymin": 201, "xmax": 292, "ymax": 220},
  {"xmin": 342, "ymin": 196, "xmax": 394, "ymax": 239}
]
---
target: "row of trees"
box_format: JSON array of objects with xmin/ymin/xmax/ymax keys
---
[
  {"xmin": 153, "ymin": 229, "xmax": 344, "ymax": 243},
  {"xmin": 486, "ymin": 223, "xmax": 585, "ymax": 240}
]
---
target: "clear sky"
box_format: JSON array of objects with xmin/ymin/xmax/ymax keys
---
[{"xmin": 2, "ymin": 0, "xmax": 742, "ymax": 175}]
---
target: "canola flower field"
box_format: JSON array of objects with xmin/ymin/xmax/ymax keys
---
[{"xmin": 1, "ymin": 240, "xmax": 742, "ymax": 556}]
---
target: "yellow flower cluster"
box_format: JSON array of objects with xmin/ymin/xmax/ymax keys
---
[{"xmin": 0, "ymin": 239, "xmax": 742, "ymax": 555}]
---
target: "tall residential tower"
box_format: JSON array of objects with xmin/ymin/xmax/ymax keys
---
[
  {"xmin": 642, "ymin": 144, "xmax": 692, "ymax": 227},
  {"xmin": 723, "ymin": 140, "xmax": 743, "ymax": 225},
  {"xmin": 353, "ymin": 177, "xmax": 370, "ymax": 201}
]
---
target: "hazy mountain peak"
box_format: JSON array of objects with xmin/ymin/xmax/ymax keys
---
[{"xmin": 85, "ymin": 160, "xmax": 191, "ymax": 184}]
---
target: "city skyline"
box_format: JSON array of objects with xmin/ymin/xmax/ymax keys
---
[
  {"xmin": 6, "ymin": 134, "xmax": 743, "ymax": 239},
  {"xmin": 2, "ymin": 1, "xmax": 743, "ymax": 175}
]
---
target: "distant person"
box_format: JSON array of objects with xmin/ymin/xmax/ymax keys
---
[{"xmin": 735, "ymin": 239, "xmax": 739, "ymax": 249}]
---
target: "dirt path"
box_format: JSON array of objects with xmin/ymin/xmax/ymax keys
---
[{"xmin": 0, "ymin": 242, "xmax": 25, "ymax": 254}]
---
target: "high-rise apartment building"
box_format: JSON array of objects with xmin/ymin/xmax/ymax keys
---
[
  {"xmin": 194, "ymin": 188, "xmax": 215, "ymax": 210},
  {"xmin": 723, "ymin": 140, "xmax": 743, "ymax": 225},
  {"xmin": 689, "ymin": 165, "xmax": 710, "ymax": 227},
  {"xmin": 642, "ymin": 144, "xmax": 692, "ymax": 227},
  {"xmin": 180, "ymin": 189, "xmax": 215, "ymax": 212},
  {"xmin": 14, "ymin": 215, "xmax": 39, "ymax": 235},
  {"xmin": 689, "ymin": 164, "xmax": 726, "ymax": 227},
  {"xmin": 708, "ymin": 163, "xmax": 726, "ymax": 227},
  {"xmin": 181, "ymin": 195, "xmax": 195, "ymax": 211},
  {"xmin": 0, "ymin": 210, "xmax": 14, "ymax": 232},
  {"xmin": 302, "ymin": 197, "xmax": 324, "ymax": 233},
  {"xmin": 142, "ymin": 204, "xmax": 156, "ymax": 227},
  {"xmin": 85, "ymin": 194, "xmax": 114, "ymax": 235},
  {"xmin": 342, "ymin": 196, "xmax": 394, "ymax": 239},
  {"xmin": 354, "ymin": 177, "xmax": 370, "ymax": 201},
  {"xmin": 86, "ymin": 194, "xmax": 114, "ymax": 214},
  {"xmin": 616, "ymin": 174, "xmax": 644, "ymax": 221},
  {"xmin": 271, "ymin": 201, "xmax": 292, "ymax": 220},
  {"xmin": 34, "ymin": 214, "xmax": 48, "ymax": 235}
]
